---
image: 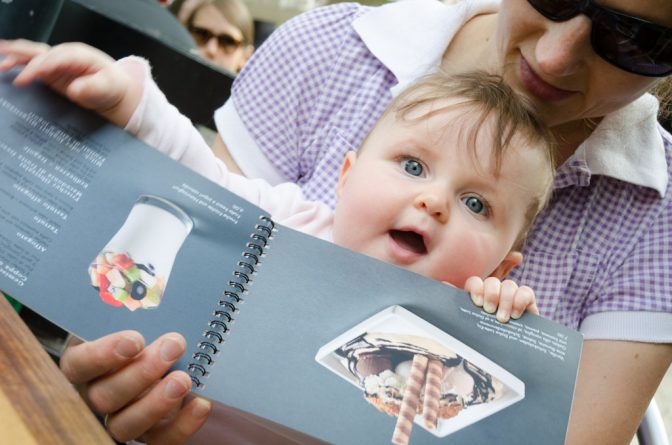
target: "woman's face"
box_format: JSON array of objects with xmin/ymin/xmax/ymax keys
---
[
  {"xmin": 190, "ymin": 3, "xmax": 252, "ymax": 73},
  {"xmin": 496, "ymin": 0, "xmax": 672, "ymax": 127}
]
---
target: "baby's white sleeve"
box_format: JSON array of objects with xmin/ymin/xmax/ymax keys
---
[{"xmin": 120, "ymin": 56, "xmax": 230, "ymax": 184}]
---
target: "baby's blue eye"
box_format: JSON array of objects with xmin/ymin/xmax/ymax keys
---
[
  {"xmin": 402, "ymin": 159, "xmax": 424, "ymax": 177},
  {"xmin": 464, "ymin": 196, "xmax": 485, "ymax": 214}
]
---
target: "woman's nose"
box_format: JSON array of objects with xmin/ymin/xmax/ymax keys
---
[
  {"xmin": 535, "ymin": 15, "xmax": 592, "ymax": 76},
  {"xmin": 414, "ymin": 192, "xmax": 449, "ymax": 224}
]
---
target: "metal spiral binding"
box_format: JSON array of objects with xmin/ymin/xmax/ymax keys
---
[{"xmin": 187, "ymin": 215, "xmax": 275, "ymax": 388}]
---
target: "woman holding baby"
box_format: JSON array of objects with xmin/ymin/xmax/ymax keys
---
[{"xmin": 2, "ymin": 0, "xmax": 671, "ymax": 443}]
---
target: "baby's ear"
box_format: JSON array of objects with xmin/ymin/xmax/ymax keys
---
[
  {"xmin": 336, "ymin": 151, "xmax": 358, "ymax": 198},
  {"xmin": 488, "ymin": 251, "xmax": 523, "ymax": 279}
]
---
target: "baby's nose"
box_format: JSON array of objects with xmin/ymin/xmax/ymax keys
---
[{"xmin": 414, "ymin": 192, "xmax": 448, "ymax": 223}]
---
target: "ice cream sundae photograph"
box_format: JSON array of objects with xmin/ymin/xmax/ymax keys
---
[{"xmin": 315, "ymin": 306, "xmax": 524, "ymax": 444}]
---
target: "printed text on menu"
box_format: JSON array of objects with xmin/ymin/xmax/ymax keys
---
[{"xmin": 0, "ymin": 97, "xmax": 108, "ymax": 288}]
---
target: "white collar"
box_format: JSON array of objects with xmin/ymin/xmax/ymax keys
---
[
  {"xmin": 574, "ymin": 93, "xmax": 668, "ymax": 197},
  {"xmin": 354, "ymin": 0, "xmax": 668, "ymax": 196},
  {"xmin": 353, "ymin": 0, "xmax": 499, "ymax": 96}
]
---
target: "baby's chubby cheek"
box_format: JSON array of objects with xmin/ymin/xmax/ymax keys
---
[
  {"xmin": 428, "ymin": 247, "xmax": 494, "ymax": 289},
  {"xmin": 434, "ymin": 269, "xmax": 474, "ymax": 290},
  {"xmin": 330, "ymin": 219, "xmax": 361, "ymax": 253},
  {"xmin": 330, "ymin": 202, "xmax": 369, "ymax": 250}
]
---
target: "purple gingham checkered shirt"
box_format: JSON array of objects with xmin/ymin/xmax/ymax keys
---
[
  {"xmin": 230, "ymin": 3, "xmax": 394, "ymax": 205},
  {"xmin": 509, "ymin": 137, "xmax": 672, "ymax": 328},
  {"xmin": 221, "ymin": 0, "xmax": 672, "ymax": 340}
]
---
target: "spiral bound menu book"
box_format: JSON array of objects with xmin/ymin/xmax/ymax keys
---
[{"xmin": 0, "ymin": 73, "xmax": 583, "ymax": 444}]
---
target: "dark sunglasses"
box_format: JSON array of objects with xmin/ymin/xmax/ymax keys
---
[
  {"xmin": 188, "ymin": 25, "xmax": 243, "ymax": 53},
  {"xmin": 527, "ymin": 0, "xmax": 672, "ymax": 77}
]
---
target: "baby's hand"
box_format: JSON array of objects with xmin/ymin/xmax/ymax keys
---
[
  {"xmin": 0, "ymin": 39, "xmax": 142, "ymax": 127},
  {"xmin": 464, "ymin": 276, "xmax": 538, "ymax": 323},
  {"xmin": 0, "ymin": 39, "xmax": 50, "ymax": 69}
]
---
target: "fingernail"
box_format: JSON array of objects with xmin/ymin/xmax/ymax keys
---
[
  {"xmin": 160, "ymin": 336, "xmax": 184, "ymax": 362},
  {"xmin": 511, "ymin": 311, "xmax": 521, "ymax": 319},
  {"xmin": 115, "ymin": 336, "xmax": 142, "ymax": 359},
  {"xmin": 192, "ymin": 398, "xmax": 212, "ymax": 419},
  {"xmin": 472, "ymin": 295, "xmax": 483, "ymax": 306},
  {"xmin": 483, "ymin": 302, "xmax": 496, "ymax": 313},
  {"xmin": 164, "ymin": 379, "xmax": 188, "ymax": 399},
  {"xmin": 497, "ymin": 310, "xmax": 509, "ymax": 322}
]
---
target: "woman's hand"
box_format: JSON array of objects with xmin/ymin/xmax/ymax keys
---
[
  {"xmin": 60, "ymin": 331, "xmax": 211, "ymax": 444},
  {"xmin": 464, "ymin": 276, "xmax": 538, "ymax": 323},
  {"xmin": 0, "ymin": 39, "xmax": 142, "ymax": 127}
]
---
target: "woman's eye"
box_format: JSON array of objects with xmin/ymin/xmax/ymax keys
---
[
  {"xmin": 464, "ymin": 196, "xmax": 487, "ymax": 215},
  {"xmin": 401, "ymin": 159, "xmax": 424, "ymax": 177}
]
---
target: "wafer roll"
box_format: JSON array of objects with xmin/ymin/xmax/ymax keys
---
[
  {"xmin": 391, "ymin": 354, "xmax": 428, "ymax": 445},
  {"xmin": 422, "ymin": 359, "xmax": 444, "ymax": 429}
]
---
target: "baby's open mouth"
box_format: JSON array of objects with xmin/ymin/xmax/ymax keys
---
[{"xmin": 389, "ymin": 230, "xmax": 427, "ymax": 254}]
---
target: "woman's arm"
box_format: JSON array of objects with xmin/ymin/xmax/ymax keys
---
[{"xmin": 566, "ymin": 339, "xmax": 672, "ymax": 444}]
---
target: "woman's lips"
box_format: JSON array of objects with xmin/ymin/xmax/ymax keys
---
[{"xmin": 519, "ymin": 57, "xmax": 575, "ymax": 102}]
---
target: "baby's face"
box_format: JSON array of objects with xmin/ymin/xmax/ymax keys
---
[{"xmin": 332, "ymin": 99, "xmax": 550, "ymax": 287}]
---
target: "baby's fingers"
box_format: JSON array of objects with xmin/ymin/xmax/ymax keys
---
[
  {"xmin": 11, "ymin": 42, "xmax": 114, "ymax": 89},
  {"xmin": 0, "ymin": 39, "xmax": 50, "ymax": 71},
  {"xmin": 481, "ymin": 276, "xmax": 506, "ymax": 315},
  {"xmin": 464, "ymin": 276, "xmax": 485, "ymax": 307},
  {"xmin": 511, "ymin": 285, "xmax": 538, "ymax": 318},
  {"xmin": 493, "ymin": 280, "xmax": 518, "ymax": 323}
]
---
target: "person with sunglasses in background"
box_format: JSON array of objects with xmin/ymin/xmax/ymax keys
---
[
  {"xmin": 12, "ymin": 0, "xmax": 672, "ymax": 444},
  {"xmin": 177, "ymin": 0, "xmax": 254, "ymax": 73}
]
